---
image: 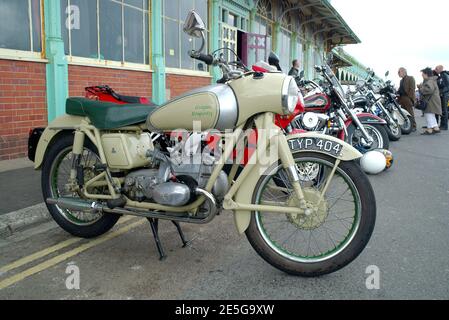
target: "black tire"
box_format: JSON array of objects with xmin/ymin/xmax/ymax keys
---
[
  {"xmin": 42, "ymin": 133, "xmax": 120, "ymax": 238},
  {"xmin": 401, "ymin": 115, "xmax": 413, "ymax": 135},
  {"xmin": 347, "ymin": 123, "xmax": 390, "ymax": 151},
  {"xmin": 386, "ymin": 123, "xmax": 402, "ymax": 141},
  {"xmin": 245, "ymin": 152, "xmax": 376, "ymax": 277}
]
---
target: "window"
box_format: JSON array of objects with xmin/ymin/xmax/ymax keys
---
[
  {"xmin": 252, "ymin": 0, "xmax": 273, "ymax": 62},
  {"xmin": 252, "ymin": 15, "xmax": 272, "ymax": 62},
  {"xmin": 0, "ymin": 0, "xmax": 42, "ymax": 53},
  {"xmin": 163, "ymin": 0, "xmax": 208, "ymax": 72},
  {"xmin": 279, "ymin": 29, "xmax": 291, "ymax": 73},
  {"xmin": 61, "ymin": 0, "xmax": 150, "ymax": 65}
]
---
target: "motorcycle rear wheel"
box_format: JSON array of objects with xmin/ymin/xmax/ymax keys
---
[
  {"xmin": 245, "ymin": 152, "xmax": 376, "ymax": 277},
  {"xmin": 42, "ymin": 133, "xmax": 120, "ymax": 238}
]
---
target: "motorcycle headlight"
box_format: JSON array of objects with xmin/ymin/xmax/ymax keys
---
[{"xmin": 282, "ymin": 76, "xmax": 299, "ymax": 115}]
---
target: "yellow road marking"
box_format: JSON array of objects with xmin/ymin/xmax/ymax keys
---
[
  {"xmin": 0, "ymin": 218, "xmax": 145, "ymax": 290},
  {"xmin": 0, "ymin": 215, "xmax": 136, "ymax": 277}
]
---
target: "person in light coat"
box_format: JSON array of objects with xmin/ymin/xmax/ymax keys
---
[{"xmin": 419, "ymin": 67, "xmax": 442, "ymax": 135}]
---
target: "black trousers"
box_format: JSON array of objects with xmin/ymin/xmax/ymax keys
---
[{"xmin": 437, "ymin": 93, "xmax": 449, "ymax": 129}]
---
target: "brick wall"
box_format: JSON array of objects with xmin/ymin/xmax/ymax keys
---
[
  {"xmin": 68, "ymin": 65, "xmax": 153, "ymax": 98},
  {"xmin": 0, "ymin": 63, "xmax": 213, "ymax": 161},
  {"xmin": 166, "ymin": 74, "xmax": 212, "ymax": 99},
  {"xmin": 0, "ymin": 59, "xmax": 47, "ymax": 161}
]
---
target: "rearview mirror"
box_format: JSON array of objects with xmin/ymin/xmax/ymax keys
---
[{"xmin": 183, "ymin": 11, "xmax": 206, "ymax": 38}]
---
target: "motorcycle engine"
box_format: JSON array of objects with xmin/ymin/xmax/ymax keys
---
[
  {"xmin": 122, "ymin": 133, "xmax": 229, "ymax": 207},
  {"xmin": 293, "ymin": 112, "xmax": 328, "ymax": 131}
]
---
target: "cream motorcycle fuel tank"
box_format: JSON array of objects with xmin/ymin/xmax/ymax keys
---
[
  {"xmin": 146, "ymin": 84, "xmax": 238, "ymax": 131},
  {"xmin": 146, "ymin": 73, "xmax": 291, "ymax": 131}
]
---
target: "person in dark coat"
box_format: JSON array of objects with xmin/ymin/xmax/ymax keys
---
[
  {"xmin": 288, "ymin": 59, "xmax": 304, "ymax": 84},
  {"xmin": 419, "ymin": 67, "xmax": 442, "ymax": 135},
  {"xmin": 435, "ymin": 65, "xmax": 449, "ymax": 130},
  {"xmin": 398, "ymin": 67, "xmax": 417, "ymax": 131}
]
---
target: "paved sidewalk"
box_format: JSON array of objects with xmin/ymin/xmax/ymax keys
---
[{"xmin": 0, "ymin": 166, "xmax": 42, "ymax": 215}]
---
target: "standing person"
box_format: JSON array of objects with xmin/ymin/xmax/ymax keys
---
[
  {"xmin": 435, "ymin": 65, "xmax": 449, "ymax": 130},
  {"xmin": 398, "ymin": 67, "xmax": 417, "ymax": 131},
  {"xmin": 289, "ymin": 59, "xmax": 304, "ymax": 83},
  {"xmin": 418, "ymin": 67, "xmax": 442, "ymax": 135}
]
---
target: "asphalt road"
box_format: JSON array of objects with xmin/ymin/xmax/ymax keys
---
[{"xmin": 1, "ymin": 116, "xmax": 449, "ymax": 300}]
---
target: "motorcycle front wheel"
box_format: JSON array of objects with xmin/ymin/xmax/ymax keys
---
[
  {"xmin": 386, "ymin": 123, "xmax": 402, "ymax": 141},
  {"xmin": 346, "ymin": 123, "xmax": 390, "ymax": 151},
  {"xmin": 245, "ymin": 152, "xmax": 376, "ymax": 277},
  {"xmin": 400, "ymin": 115, "xmax": 414, "ymax": 135}
]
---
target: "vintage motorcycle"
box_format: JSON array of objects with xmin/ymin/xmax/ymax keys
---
[{"xmin": 28, "ymin": 11, "xmax": 376, "ymax": 277}]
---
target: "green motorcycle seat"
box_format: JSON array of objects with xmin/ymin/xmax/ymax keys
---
[{"xmin": 65, "ymin": 97, "xmax": 158, "ymax": 129}]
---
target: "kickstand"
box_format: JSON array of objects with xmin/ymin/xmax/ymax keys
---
[
  {"xmin": 147, "ymin": 218, "xmax": 190, "ymax": 261},
  {"xmin": 172, "ymin": 221, "xmax": 188, "ymax": 248},
  {"xmin": 147, "ymin": 218, "xmax": 166, "ymax": 261}
]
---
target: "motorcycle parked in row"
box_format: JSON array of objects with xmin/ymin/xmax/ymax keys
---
[
  {"xmin": 286, "ymin": 62, "xmax": 390, "ymax": 152},
  {"xmin": 351, "ymin": 70, "xmax": 412, "ymax": 140},
  {"xmin": 378, "ymin": 77, "xmax": 414, "ymax": 135},
  {"xmin": 28, "ymin": 11, "xmax": 376, "ymax": 277}
]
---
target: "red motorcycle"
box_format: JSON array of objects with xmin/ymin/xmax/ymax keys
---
[{"xmin": 256, "ymin": 54, "xmax": 390, "ymax": 152}]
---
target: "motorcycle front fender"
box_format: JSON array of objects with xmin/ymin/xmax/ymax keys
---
[
  {"xmin": 347, "ymin": 113, "xmax": 387, "ymax": 126},
  {"xmin": 34, "ymin": 114, "xmax": 86, "ymax": 169},
  {"xmin": 232, "ymin": 132, "xmax": 362, "ymax": 234},
  {"xmin": 398, "ymin": 107, "xmax": 411, "ymax": 117}
]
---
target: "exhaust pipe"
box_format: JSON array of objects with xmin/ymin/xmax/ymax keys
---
[
  {"xmin": 46, "ymin": 189, "xmax": 218, "ymax": 225},
  {"xmin": 46, "ymin": 197, "xmax": 103, "ymax": 214}
]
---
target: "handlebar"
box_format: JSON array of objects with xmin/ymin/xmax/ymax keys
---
[{"xmin": 190, "ymin": 52, "xmax": 214, "ymax": 65}]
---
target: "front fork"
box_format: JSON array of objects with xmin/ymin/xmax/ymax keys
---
[
  {"xmin": 347, "ymin": 107, "xmax": 374, "ymax": 145},
  {"xmin": 377, "ymin": 101, "xmax": 397, "ymax": 127},
  {"xmin": 267, "ymin": 114, "xmax": 342, "ymax": 216}
]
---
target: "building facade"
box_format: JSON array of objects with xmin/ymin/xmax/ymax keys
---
[{"xmin": 0, "ymin": 0, "xmax": 359, "ymax": 160}]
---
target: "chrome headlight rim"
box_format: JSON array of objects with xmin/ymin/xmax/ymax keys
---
[{"xmin": 282, "ymin": 76, "xmax": 300, "ymax": 115}]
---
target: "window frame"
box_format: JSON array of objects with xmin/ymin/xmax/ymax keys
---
[
  {"xmin": 162, "ymin": 0, "xmax": 210, "ymax": 77},
  {"xmin": 63, "ymin": 0, "xmax": 152, "ymax": 72},
  {"xmin": 0, "ymin": 0, "xmax": 46, "ymax": 62}
]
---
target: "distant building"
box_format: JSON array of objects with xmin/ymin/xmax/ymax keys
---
[
  {"xmin": 0, "ymin": 0, "xmax": 360, "ymax": 160},
  {"xmin": 332, "ymin": 47, "xmax": 382, "ymax": 84}
]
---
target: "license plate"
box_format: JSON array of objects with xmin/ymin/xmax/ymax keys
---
[{"xmin": 289, "ymin": 137, "xmax": 343, "ymax": 157}]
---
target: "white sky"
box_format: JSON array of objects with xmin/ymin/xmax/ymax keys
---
[{"xmin": 332, "ymin": 0, "xmax": 449, "ymax": 85}]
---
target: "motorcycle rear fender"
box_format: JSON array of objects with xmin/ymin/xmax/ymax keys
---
[
  {"xmin": 34, "ymin": 114, "xmax": 86, "ymax": 169},
  {"xmin": 233, "ymin": 132, "xmax": 362, "ymax": 234}
]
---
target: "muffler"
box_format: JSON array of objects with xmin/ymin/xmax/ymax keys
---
[
  {"xmin": 46, "ymin": 197, "xmax": 103, "ymax": 214},
  {"xmin": 46, "ymin": 188, "xmax": 218, "ymax": 225}
]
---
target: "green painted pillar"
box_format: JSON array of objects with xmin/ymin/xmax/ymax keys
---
[
  {"xmin": 44, "ymin": 0, "xmax": 68, "ymax": 122},
  {"xmin": 210, "ymin": 0, "xmax": 221, "ymax": 83},
  {"xmin": 151, "ymin": 0, "xmax": 166, "ymax": 105},
  {"xmin": 248, "ymin": 7, "xmax": 257, "ymax": 67},
  {"xmin": 249, "ymin": 7, "xmax": 257, "ymax": 33},
  {"xmin": 291, "ymin": 32, "xmax": 298, "ymax": 62},
  {"xmin": 273, "ymin": 22, "xmax": 281, "ymax": 56}
]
